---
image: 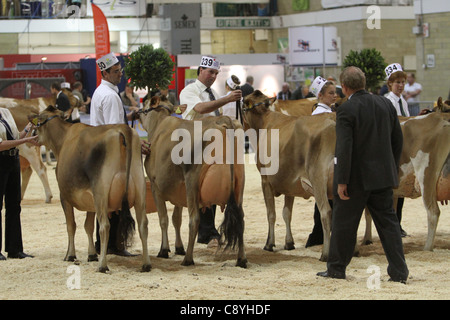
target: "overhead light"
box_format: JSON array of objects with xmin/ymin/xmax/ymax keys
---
[{"xmin": 41, "ymin": 56, "xmax": 48, "ymax": 62}]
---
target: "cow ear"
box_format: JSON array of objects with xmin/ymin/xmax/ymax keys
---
[
  {"xmin": 150, "ymin": 95, "xmax": 160, "ymax": 107},
  {"xmin": 45, "ymin": 105, "xmax": 58, "ymax": 112},
  {"xmin": 27, "ymin": 114, "xmax": 38, "ymax": 124}
]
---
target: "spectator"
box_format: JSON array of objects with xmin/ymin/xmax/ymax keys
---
[
  {"xmin": 403, "ymin": 73, "xmax": 422, "ymax": 116},
  {"xmin": 277, "ymin": 82, "xmax": 292, "ymax": 100}
]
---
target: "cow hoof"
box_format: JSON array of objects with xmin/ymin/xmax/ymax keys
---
[
  {"xmin": 157, "ymin": 249, "xmax": 170, "ymax": 259},
  {"xmin": 263, "ymin": 244, "xmax": 275, "ymax": 252},
  {"xmin": 65, "ymin": 255, "xmax": 77, "ymax": 262},
  {"xmin": 236, "ymin": 258, "xmax": 248, "ymax": 269},
  {"xmin": 362, "ymin": 240, "xmax": 373, "ymax": 246},
  {"xmin": 88, "ymin": 254, "xmax": 98, "ymax": 262},
  {"xmin": 175, "ymin": 247, "xmax": 186, "ymax": 255},
  {"xmin": 181, "ymin": 259, "xmax": 194, "ymax": 266},
  {"xmin": 141, "ymin": 264, "xmax": 152, "ymax": 272},
  {"xmin": 97, "ymin": 266, "xmax": 110, "ymax": 273},
  {"xmin": 284, "ymin": 242, "xmax": 295, "ymax": 250}
]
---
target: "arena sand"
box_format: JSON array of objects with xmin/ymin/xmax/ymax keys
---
[{"xmin": 1, "ymin": 154, "xmax": 449, "ymax": 301}]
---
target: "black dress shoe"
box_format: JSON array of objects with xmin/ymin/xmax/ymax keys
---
[
  {"xmin": 305, "ymin": 233, "xmax": 323, "ymax": 248},
  {"xmin": 108, "ymin": 248, "xmax": 138, "ymax": 257},
  {"xmin": 0, "ymin": 253, "xmax": 6, "ymax": 261},
  {"xmin": 8, "ymin": 252, "xmax": 34, "ymax": 259},
  {"xmin": 317, "ymin": 270, "xmax": 346, "ymax": 280},
  {"xmin": 388, "ymin": 278, "xmax": 407, "ymax": 284}
]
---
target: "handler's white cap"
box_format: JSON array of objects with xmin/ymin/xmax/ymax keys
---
[
  {"xmin": 97, "ymin": 52, "xmax": 119, "ymax": 72},
  {"xmin": 61, "ymin": 82, "xmax": 70, "ymax": 89},
  {"xmin": 199, "ymin": 56, "xmax": 220, "ymax": 70},
  {"xmin": 226, "ymin": 75, "xmax": 240, "ymax": 90},
  {"xmin": 310, "ymin": 76, "xmax": 328, "ymax": 97},
  {"xmin": 385, "ymin": 63, "xmax": 403, "ymax": 80}
]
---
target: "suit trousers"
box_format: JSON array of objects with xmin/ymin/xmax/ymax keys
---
[
  {"xmin": 327, "ymin": 186, "xmax": 409, "ymax": 281},
  {"xmin": 0, "ymin": 154, "xmax": 23, "ymax": 254},
  {"xmin": 197, "ymin": 205, "xmax": 220, "ymax": 243}
]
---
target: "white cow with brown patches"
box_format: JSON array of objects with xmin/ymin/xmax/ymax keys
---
[{"xmin": 395, "ymin": 111, "xmax": 450, "ymax": 250}]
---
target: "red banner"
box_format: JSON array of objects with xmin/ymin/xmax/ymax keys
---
[{"xmin": 92, "ymin": 3, "xmax": 110, "ymax": 87}]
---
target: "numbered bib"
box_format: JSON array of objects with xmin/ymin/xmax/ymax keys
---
[
  {"xmin": 385, "ymin": 63, "xmax": 403, "ymax": 79},
  {"xmin": 199, "ymin": 56, "xmax": 220, "ymax": 70}
]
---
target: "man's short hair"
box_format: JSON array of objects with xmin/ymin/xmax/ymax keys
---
[
  {"xmin": 51, "ymin": 82, "xmax": 61, "ymax": 91},
  {"xmin": 340, "ymin": 67, "xmax": 366, "ymax": 91}
]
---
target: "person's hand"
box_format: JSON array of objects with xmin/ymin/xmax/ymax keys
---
[
  {"xmin": 228, "ymin": 90, "xmax": 242, "ymax": 102},
  {"xmin": 23, "ymin": 135, "xmax": 40, "ymax": 146},
  {"xmin": 337, "ymin": 184, "xmax": 350, "ymax": 200},
  {"xmin": 141, "ymin": 140, "xmax": 151, "ymax": 155}
]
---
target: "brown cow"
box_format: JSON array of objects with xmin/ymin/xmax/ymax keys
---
[
  {"xmin": 28, "ymin": 106, "xmax": 150, "ymax": 273},
  {"xmin": 271, "ymin": 97, "xmax": 347, "ymax": 117},
  {"xmin": 139, "ymin": 96, "xmax": 247, "ymax": 268},
  {"xmin": 242, "ymin": 90, "xmax": 336, "ymax": 262},
  {"xmin": 1, "ymin": 103, "xmax": 53, "ymax": 203}
]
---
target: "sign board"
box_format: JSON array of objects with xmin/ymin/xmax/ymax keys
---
[
  {"xmin": 288, "ymin": 26, "xmax": 338, "ymax": 66},
  {"xmin": 160, "ymin": 4, "xmax": 201, "ymax": 55},
  {"xmin": 216, "ymin": 18, "xmax": 271, "ymax": 28}
]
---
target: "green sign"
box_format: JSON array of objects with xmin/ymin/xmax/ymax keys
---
[{"xmin": 216, "ymin": 19, "xmax": 271, "ymax": 28}]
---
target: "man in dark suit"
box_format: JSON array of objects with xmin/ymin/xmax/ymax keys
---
[
  {"xmin": 240, "ymin": 76, "xmax": 254, "ymax": 98},
  {"xmin": 317, "ymin": 67, "xmax": 409, "ymax": 283},
  {"xmin": 50, "ymin": 82, "xmax": 71, "ymax": 115}
]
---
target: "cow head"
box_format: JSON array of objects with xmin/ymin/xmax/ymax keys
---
[
  {"xmin": 28, "ymin": 105, "xmax": 65, "ymax": 147},
  {"xmin": 242, "ymin": 90, "xmax": 276, "ymax": 130},
  {"xmin": 436, "ymin": 97, "xmax": 450, "ymax": 113},
  {"xmin": 139, "ymin": 95, "xmax": 176, "ymax": 141}
]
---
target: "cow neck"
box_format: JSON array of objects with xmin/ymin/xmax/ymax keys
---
[
  {"xmin": 42, "ymin": 116, "xmax": 70, "ymax": 158},
  {"xmin": 146, "ymin": 108, "xmax": 172, "ymax": 142}
]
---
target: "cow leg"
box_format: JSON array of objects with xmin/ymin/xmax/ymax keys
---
[
  {"xmin": 282, "ymin": 196, "xmax": 295, "ymax": 250},
  {"xmin": 261, "ymin": 178, "xmax": 277, "ymax": 251},
  {"xmin": 172, "ymin": 206, "xmax": 186, "ymax": 255},
  {"xmin": 421, "ymin": 187, "xmax": 441, "ymax": 251},
  {"xmin": 316, "ymin": 196, "xmax": 332, "ymax": 262},
  {"xmin": 19, "ymin": 145, "xmax": 53, "ymax": 203},
  {"xmin": 182, "ymin": 204, "xmax": 200, "ymax": 266},
  {"xmin": 62, "ymin": 199, "xmax": 77, "ymax": 262},
  {"xmin": 134, "ymin": 190, "xmax": 151, "ymax": 272},
  {"xmin": 84, "ymin": 211, "xmax": 98, "ymax": 262},
  {"xmin": 236, "ymin": 204, "xmax": 248, "ymax": 268},
  {"xmin": 20, "ymin": 165, "xmax": 32, "ymax": 200},
  {"xmin": 155, "ymin": 198, "xmax": 170, "ymax": 259},
  {"xmin": 96, "ymin": 211, "xmax": 110, "ymax": 273},
  {"xmin": 361, "ymin": 207, "xmax": 373, "ymax": 245}
]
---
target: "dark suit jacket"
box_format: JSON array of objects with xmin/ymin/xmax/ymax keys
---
[
  {"xmin": 241, "ymin": 83, "xmax": 254, "ymax": 98},
  {"xmin": 277, "ymin": 91, "xmax": 292, "ymax": 101},
  {"xmin": 56, "ymin": 91, "xmax": 71, "ymax": 112},
  {"xmin": 334, "ymin": 90, "xmax": 403, "ymax": 191}
]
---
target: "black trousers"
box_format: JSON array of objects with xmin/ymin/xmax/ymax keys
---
[
  {"xmin": 327, "ymin": 186, "xmax": 408, "ymax": 281},
  {"xmin": 197, "ymin": 205, "xmax": 220, "ymax": 243},
  {"xmin": 0, "ymin": 155, "xmax": 23, "ymax": 254},
  {"xmin": 95, "ymin": 213, "xmax": 121, "ymax": 251}
]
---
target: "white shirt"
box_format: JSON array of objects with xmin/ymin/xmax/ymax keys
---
[
  {"xmin": 386, "ymin": 91, "xmax": 410, "ymax": 117},
  {"xmin": 90, "ymin": 79, "xmax": 125, "ymax": 126},
  {"xmin": 0, "ymin": 108, "xmax": 19, "ymax": 143},
  {"xmin": 404, "ymin": 82, "xmax": 422, "ymax": 104},
  {"xmin": 311, "ymin": 103, "xmax": 333, "ymax": 115},
  {"xmin": 180, "ymin": 79, "xmax": 220, "ymax": 120},
  {"xmin": 222, "ymin": 91, "xmax": 243, "ymax": 121}
]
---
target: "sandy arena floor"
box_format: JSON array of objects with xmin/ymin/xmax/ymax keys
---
[{"xmin": 1, "ymin": 154, "xmax": 449, "ymax": 301}]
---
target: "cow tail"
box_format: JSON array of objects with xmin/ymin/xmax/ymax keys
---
[
  {"xmin": 118, "ymin": 129, "xmax": 135, "ymax": 249},
  {"xmin": 218, "ymin": 162, "xmax": 244, "ymax": 251}
]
